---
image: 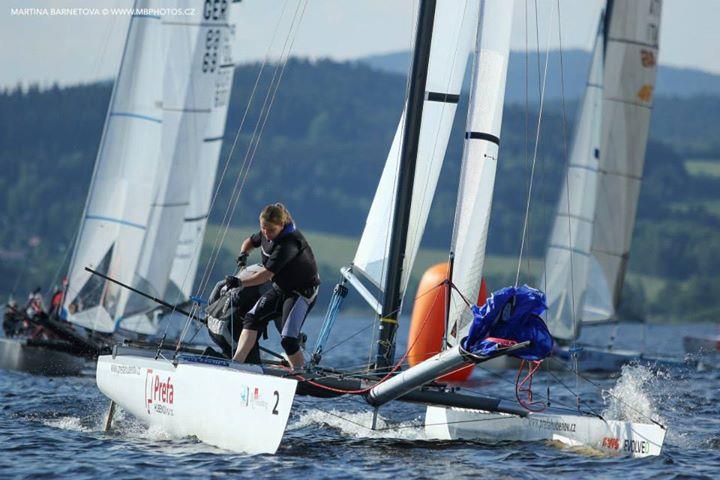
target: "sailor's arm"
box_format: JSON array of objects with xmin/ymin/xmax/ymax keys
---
[
  {"xmin": 239, "ymin": 236, "xmax": 256, "ymax": 255},
  {"xmin": 240, "ymin": 267, "xmax": 274, "ymax": 287},
  {"xmin": 236, "ymin": 234, "xmax": 259, "ymax": 268}
]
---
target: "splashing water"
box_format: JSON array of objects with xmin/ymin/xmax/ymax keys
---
[
  {"xmin": 42, "ymin": 416, "xmax": 92, "ymax": 433},
  {"xmin": 290, "ymin": 408, "xmax": 427, "ymax": 440},
  {"xmin": 601, "ymin": 364, "xmax": 663, "ymax": 424}
]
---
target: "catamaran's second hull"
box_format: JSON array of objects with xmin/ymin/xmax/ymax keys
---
[
  {"xmin": 96, "ymin": 350, "xmax": 297, "ymax": 454},
  {"xmin": 683, "ymin": 334, "xmax": 720, "ymax": 356},
  {"xmin": 0, "ymin": 338, "xmax": 88, "ymax": 376},
  {"xmin": 425, "ymin": 405, "xmax": 665, "ymax": 458},
  {"xmin": 552, "ymin": 345, "xmax": 687, "ymax": 373}
]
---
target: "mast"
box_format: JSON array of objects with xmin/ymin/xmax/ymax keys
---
[{"xmin": 375, "ymin": 0, "xmax": 437, "ymax": 371}]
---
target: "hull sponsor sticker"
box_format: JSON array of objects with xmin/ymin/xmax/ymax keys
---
[
  {"xmin": 145, "ymin": 368, "xmax": 175, "ymax": 416},
  {"xmin": 110, "ymin": 364, "xmax": 141, "ymax": 375},
  {"xmin": 528, "ymin": 417, "xmax": 577, "ymax": 433}
]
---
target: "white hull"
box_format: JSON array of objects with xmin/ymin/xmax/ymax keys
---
[
  {"xmin": 96, "ymin": 352, "xmax": 297, "ymax": 454},
  {"xmin": 553, "ymin": 345, "xmax": 687, "ymax": 373},
  {"xmin": 0, "ymin": 338, "xmax": 88, "ymax": 376},
  {"xmin": 425, "ymin": 405, "xmax": 665, "ymax": 458},
  {"xmin": 683, "ymin": 334, "xmax": 720, "ymax": 355}
]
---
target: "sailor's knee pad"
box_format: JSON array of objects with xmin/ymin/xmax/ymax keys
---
[{"xmin": 280, "ymin": 335, "xmax": 300, "ymax": 355}]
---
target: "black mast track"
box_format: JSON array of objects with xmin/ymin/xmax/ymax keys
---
[
  {"xmin": 602, "ymin": 0, "xmax": 614, "ymax": 57},
  {"xmin": 375, "ymin": 0, "xmax": 437, "ymax": 372}
]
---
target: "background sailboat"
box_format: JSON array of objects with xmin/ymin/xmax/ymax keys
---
[
  {"xmin": 0, "ymin": 0, "xmax": 240, "ymax": 376},
  {"xmin": 66, "ymin": 0, "xmax": 239, "ymax": 338},
  {"xmin": 541, "ymin": 0, "xmax": 666, "ymax": 371}
]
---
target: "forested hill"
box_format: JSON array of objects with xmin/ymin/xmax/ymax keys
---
[
  {"xmin": 1, "ymin": 58, "xmax": 719, "ymax": 321},
  {"xmin": 361, "ymin": 49, "xmax": 720, "ymax": 101}
]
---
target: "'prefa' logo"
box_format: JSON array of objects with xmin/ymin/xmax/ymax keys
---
[{"xmin": 145, "ymin": 368, "xmax": 175, "ymax": 415}]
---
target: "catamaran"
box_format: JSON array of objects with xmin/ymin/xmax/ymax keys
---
[
  {"xmin": 0, "ymin": 0, "xmax": 240, "ymax": 376},
  {"xmin": 96, "ymin": 0, "xmax": 667, "ymax": 457}
]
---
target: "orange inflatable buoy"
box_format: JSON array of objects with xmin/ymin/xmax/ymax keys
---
[{"xmin": 406, "ymin": 263, "xmax": 488, "ymax": 382}]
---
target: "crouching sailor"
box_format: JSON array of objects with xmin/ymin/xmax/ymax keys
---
[{"xmin": 231, "ymin": 203, "xmax": 320, "ymax": 369}]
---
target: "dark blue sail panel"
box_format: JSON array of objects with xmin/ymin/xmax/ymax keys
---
[{"xmin": 461, "ymin": 285, "xmax": 553, "ymax": 361}]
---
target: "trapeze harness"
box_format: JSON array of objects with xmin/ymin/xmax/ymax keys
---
[{"xmin": 243, "ymin": 223, "xmax": 320, "ymax": 356}]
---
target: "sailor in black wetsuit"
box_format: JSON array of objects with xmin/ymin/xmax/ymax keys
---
[{"xmin": 231, "ymin": 203, "xmax": 320, "ymax": 369}]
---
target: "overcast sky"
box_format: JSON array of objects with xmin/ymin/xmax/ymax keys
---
[{"xmin": 2, "ymin": 0, "xmax": 719, "ymax": 89}]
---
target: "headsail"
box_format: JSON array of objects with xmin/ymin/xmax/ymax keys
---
[
  {"xmin": 542, "ymin": 16, "xmax": 605, "ymax": 342},
  {"xmin": 167, "ymin": 3, "xmax": 239, "ymax": 301},
  {"xmin": 63, "ymin": 2, "xmax": 165, "ymax": 333},
  {"xmin": 446, "ymin": 0, "xmax": 514, "ymax": 347},
  {"xmin": 351, "ymin": 0, "xmax": 479, "ymax": 304},
  {"xmin": 134, "ymin": 0, "xmax": 231, "ymax": 311},
  {"xmin": 584, "ymin": 0, "xmax": 662, "ymax": 322}
]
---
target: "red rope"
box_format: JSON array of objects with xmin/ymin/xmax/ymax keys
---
[
  {"xmin": 280, "ymin": 281, "xmax": 446, "ymax": 395},
  {"xmin": 515, "ymin": 359, "xmax": 546, "ymax": 412}
]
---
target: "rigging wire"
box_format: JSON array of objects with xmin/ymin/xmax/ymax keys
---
[
  {"xmin": 163, "ymin": 0, "xmax": 297, "ymax": 349},
  {"xmin": 175, "ymin": 0, "xmax": 309, "ymax": 350},
  {"xmin": 195, "ymin": 0, "xmax": 299, "ymax": 299},
  {"xmin": 162, "ymin": 5, "xmax": 241, "ymax": 318},
  {"xmin": 286, "ymin": 280, "xmax": 444, "ymax": 395},
  {"xmin": 554, "ymin": 0, "xmax": 581, "ymax": 392},
  {"xmin": 514, "ymin": 0, "xmax": 554, "ymax": 288}
]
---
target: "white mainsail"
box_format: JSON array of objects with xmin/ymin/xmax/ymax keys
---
[
  {"xmin": 166, "ymin": 4, "xmax": 239, "ymax": 301},
  {"xmin": 63, "ymin": 3, "xmax": 165, "ymax": 333},
  {"xmin": 134, "ymin": 0, "xmax": 231, "ymax": 309},
  {"xmin": 446, "ymin": 0, "xmax": 514, "ymax": 347},
  {"xmin": 352, "ymin": 0, "xmax": 479, "ymax": 304},
  {"xmin": 584, "ymin": 0, "xmax": 662, "ymax": 322},
  {"xmin": 542, "ymin": 17, "xmax": 605, "ymax": 342}
]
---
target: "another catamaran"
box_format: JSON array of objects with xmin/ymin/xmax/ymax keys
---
[
  {"xmin": 96, "ymin": 0, "xmax": 666, "ymax": 457},
  {"xmin": 65, "ymin": 0, "xmax": 239, "ymax": 338},
  {"xmin": 0, "ymin": 0, "xmax": 239, "ymax": 376},
  {"xmin": 541, "ymin": 0, "xmax": 667, "ymax": 372}
]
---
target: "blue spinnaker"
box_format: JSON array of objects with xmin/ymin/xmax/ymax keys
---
[{"xmin": 461, "ymin": 285, "xmax": 553, "ymax": 361}]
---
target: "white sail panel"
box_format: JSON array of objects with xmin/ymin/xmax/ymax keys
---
[
  {"xmin": 135, "ymin": 0, "xmax": 226, "ymax": 308},
  {"xmin": 64, "ymin": 5, "xmax": 165, "ymax": 332},
  {"xmin": 446, "ymin": 0, "xmax": 514, "ymax": 346},
  {"xmin": 541, "ymin": 19, "xmax": 605, "ymax": 342},
  {"xmin": 353, "ymin": 0, "xmax": 479, "ymax": 301},
  {"xmin": 584, "ymin": 0, "xmax": 661, "ymax": 321},
  {"xmin": 167, "ymin": 5, "xmax": 238, "ymax": 300}
]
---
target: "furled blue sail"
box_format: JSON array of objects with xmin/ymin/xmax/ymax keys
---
[{"xmin": 462, "ymin": 285, "xmax": 553, "ymax": 361}]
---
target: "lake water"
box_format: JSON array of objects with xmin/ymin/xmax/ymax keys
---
[{"xmin": 1, "ymin": 320, "xmax": 719, "ymax": 479}]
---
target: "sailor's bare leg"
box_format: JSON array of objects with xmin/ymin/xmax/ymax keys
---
[
  {"xmin": 232, "ymin": 329, "xmax": 258, "ymax": 363},
  {"xmin": 287, "ymin": 350, "xmax": 304, "ymax": 370}
]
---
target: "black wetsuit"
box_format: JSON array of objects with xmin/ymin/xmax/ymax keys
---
[{"xmin": 243, "ymin": 223, "xmax": 320, "ymax": 355}]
